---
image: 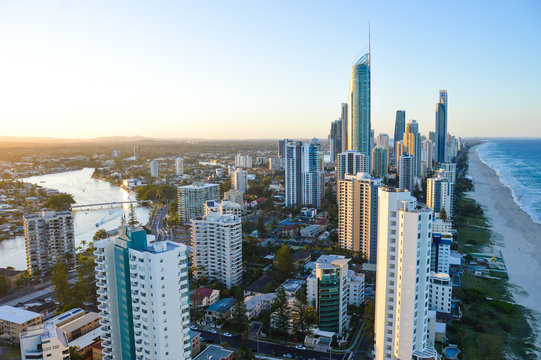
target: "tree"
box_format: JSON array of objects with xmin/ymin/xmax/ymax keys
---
[
  {"xmin": 291, "ymin": 299, "xmax": 317, "ymax": 343},
  {"xmin": 128, "ymin": 204, "xmax": 138, "ymax": 226},
  {"xmin": 271, "ymin": 286, "xmax": 291, "ymax": 338},
  {"xmin": 0, "ymin": 276, "xmax": 9, "ymax": 296},
  {"xmin": 257, "ymin": 215, "xmax": 266, "ymax": 237},
  {"xmin": 44, "ymin": 193, "xmax": 75, "ymax": 211},
  {"xmin": 15, "ymin": 272, "xmax": 31, "ymax": 288},
  {"xmin": 93, "ymin": 229, "xmax": 109, "ymax": 241},
  {"xmin": 274, "ymin": 245, "xmax": 294, "ymax": 281},
  {"xmin": 51, "ymin": 261, "xmax": 73, "ymax": 309},
  {"xmin": 440, "ymin": 208, "xmax": 448, "ymax": 221},
  {"xmin": 230, "ymin": 300, "xmax": 249, "ymax": 333}
]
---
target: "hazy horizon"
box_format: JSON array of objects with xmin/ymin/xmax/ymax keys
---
[{"xmin": 1, "ymin": 1, "xmax": 540, "ymax": 139}]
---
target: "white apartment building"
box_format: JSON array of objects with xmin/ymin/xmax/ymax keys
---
[
  {"xmin": 94, "ymin": 227, "xmax": 191, "ymax": 360},
  {"xmin": 176, "ymin": 157, "xmax": 184, "ymax": 176},
  {"xmin": 23, "ymin": 209, "xmax": 75, "ymax": 276},
  {"xmin": 432, "ymin": 218, "xmax": 453, "ymax": 234},
  {"xmin": 204, "ymin": 200, "xmax": 242, "ymax": 217},
  {"xmin": 269, "ymin": 157, "xmax": 284, "ymax": 171},
  {"xmin": 231, "ymin": 168, "xmax": 248, "ymax": 193},
  {"xmin": 348, "ymin": 270, "xmax": 365, "ymax": 307},
  {"xmin": 177, "ymin": 183, "xmax": 220, "ymax": 224},
  {"xmin": 150, "ymin": 159, "xmax": 159, "ymax": 177},
  {"xmin": 429, "ymin": 273, "xmax": 452, "ymax": 314},
  {"xmin": 223, "ymin": 189, "xmax": 244, "ymax": 208},
  {"xmin": 20, "ymin": 323, "xmax": 70, "ymax": 360},
  {"xmin": 235, "ymin": 154, "xmax": 252, "ymax": 168},
  {"xmin": 375, "ymin": 188, "xmax": 438, "ymax": 360},
  {"xmin": 306, "ymin": 255, "xmax": 350, "ymax": 335},
  {"xmin": 427, "ymin": 170, "xmax": 455, "ymax": 218},
  {"xmin": 191, "ymin": 212, "xmax": 242, "ymax": 289},
  {"xmin": 337, "ymin": 173, "xmax": 381, "ymax": 263}
]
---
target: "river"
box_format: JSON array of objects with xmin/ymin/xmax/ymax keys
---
[{"xmin": 0, "ymin": 168, "xmax": 151, "ymax": 270}]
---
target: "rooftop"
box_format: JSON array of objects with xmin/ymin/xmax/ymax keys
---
[
  {"xmin": 190, "ymin": 288, "xmax": 218, "ymax": 303},
  {"xmin": 0, "ymin": 305, "xmax": 41, "ymax": 324},
  {"xmin": 59, "ymin": 312, "xmax": 100, "ymax": 335},
  {"xmin": 68, "ymin": 326, "xmax": 104, "ymax": 349},
  {"xmin": 0, "ymin": 268, "xmax": 22, "ymax": 277},
  {"xmin": 179, "ymin": 183, "xmax": 219, "ymax": 190},
  {"xmin": 281, "ymin": 279, "xmax": 306, "ymax": 294},
  {"xmin": 244, "ymin": 275, "xmax": 274, "ymax": 293},
  {"xmin": 46, "ymin": 307, "xmax": 85, "ymax": 326},
  {"xmin": 206, "ymin": 298, "xmax": 236, "ymax": 314},
  {"xmin": 194, "ymin": 345, "xmax": 233, "ymax": 360},
  {"xmin": 244, "ymin": 293, "xmax": 276, "ymax": 310}
]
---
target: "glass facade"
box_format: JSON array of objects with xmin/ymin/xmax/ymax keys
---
[
  {"xmin": 348, "ymin": 53, "xmax": 371, "ymax": 161},
  {"xmin": 318, "ymin": 269, "xmax": 341, "ymax": 332}
]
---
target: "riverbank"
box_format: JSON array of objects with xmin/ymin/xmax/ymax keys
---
[{"xmin": 450, "ymin": 147, "xmax": 539, "ymax": 359}]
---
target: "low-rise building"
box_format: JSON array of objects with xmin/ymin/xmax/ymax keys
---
[
  {"xmin": 194, "ymin": 345, "xmax": 234, "ymax": 360},
  {"xmin": 58, "ymin": 311, "xmax": 100, "ymax": 341},
  {"xmin": 0, "ymin": 268, "xmax": 23, "ymax": 288},
  {"xmin": 244, "ymin": 275, "xmax": 274, "ymax": 297},
  {"xmin": 190, "ymin": 288, "xmax": 221, "ymax": 308},
  {"xmin": 205, "ymin": 298, "xmax": 236, "ymax": 325},
  {"xmin": 20, "ymin": 323, "xmax": 70, "ymax": 360},
  {"xmin": 280, "ymin": 279, "xmax": 306, "ymax": 297},
  {"xmin": 191, "ymin": 330, "xmax": 201, "ymax": 356},
  {"xmin": 244, "ymin": 293, "xmax": 276, "ymax": 320},
  {"xmin": 300, "ymin": 224, "xmax": 322, "ymax": 239},
  {"xmin": 0, "ymin": 306, "xmax": 42, "ymax": 343}
]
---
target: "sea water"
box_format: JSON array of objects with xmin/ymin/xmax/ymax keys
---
[{"xmin": 477, "ymin": 139, "xmax": 541, "ymax": 225}]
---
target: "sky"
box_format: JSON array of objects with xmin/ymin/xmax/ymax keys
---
[{"xmin": 0, "ymin": 0, "xmax": 540, "ymax": 140}]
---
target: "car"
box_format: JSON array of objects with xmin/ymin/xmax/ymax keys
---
[
  {"xmin": 283, "ymin": 354, "xmax": 292, "ymax": 358},
  {"xmin": 280, "ymin": 341, "xmax": 288, "ymax": 346},
  {"xmin": 295, "ymin": 345, "xmax": 306, "ymax": 350},
  {"xmin": 190, "ymin": 325, "xmax": 197, "ymax": 330},
  {"xmin": 209, "ymin": 329, "xmax": 217, "ymax": 334},
  {"xmin": 224, "ymin": 333, "xmax": 233, "ymax": 337}
]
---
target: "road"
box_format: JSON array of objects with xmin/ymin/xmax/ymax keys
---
[
  {"xmin": 149, "ymin": 205, "xmax": 168, "ymax": 236},
  {"xmin": 196, "ymin": 329, "xmax": 348, "ymax": 360},
  {"xmin": 0, "ymin": 273, "xmax": 78, "ymax": 307}
]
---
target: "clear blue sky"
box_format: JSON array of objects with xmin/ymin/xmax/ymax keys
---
[{"xmin": 0, "ymin": 0, "xmax": 539, "ymax": 139}]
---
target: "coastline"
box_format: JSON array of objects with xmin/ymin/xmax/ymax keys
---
[{"xmin": 468, "ymin": 145, "xmax": 541, "ymax": 342}]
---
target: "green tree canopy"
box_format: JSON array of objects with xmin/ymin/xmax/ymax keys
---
[
  {"xmin": 274, "ymin": 244, "xmax": 294, "ymax": 281},
  {"xmin": 271, "ymin": 286, "xmax": 291, "ymax": 338},
  {"xmin": 44, "ymin": 193, "xmax": 75, "ymax": 211},
  {"xmin": 93, "ymin": 229, "xmax": 109, "ymax": 241}
]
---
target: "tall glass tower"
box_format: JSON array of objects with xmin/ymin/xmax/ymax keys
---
[
  {"xmin": 348, "ymin": 53, "xmax": 371, "ymax": 162},
  {"xmin": 435, "ymin": 90, "xmax": 448, "ymax": 163},
  {"xmin": 393, "ymin": 110, "xmax": 406, "ymax": 153}
]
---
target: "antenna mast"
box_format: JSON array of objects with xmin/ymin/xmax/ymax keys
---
[{"xmin": 368, "ymin": 22, "xmax": 371, "ymax": 66}]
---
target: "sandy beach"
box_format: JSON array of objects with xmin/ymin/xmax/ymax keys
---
[{"xmin": 468, "ymin": 146, "xmax": 541, "ymax": 341}]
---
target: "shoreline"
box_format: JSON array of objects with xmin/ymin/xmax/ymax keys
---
[{"xmin": 468, "ymin": 145, "xmax": 541, "ymax": 344}]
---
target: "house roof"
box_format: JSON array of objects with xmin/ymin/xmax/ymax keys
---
[
  {"xmin": 0, "ymin": 306, "xmax": 41, "ymax": 324},
  {"xmin": 293, "ymin": 250, "xmax": 311, "ymax": 262},
  {"xmin": 190, "ymin": 287, "xmax": 217, "ymax": 303},
  {"xmin": 0, "ymin": 268, "xmax": 22, "ymax": 277},
  {"xmin": 206, "ymin": 298, "xmax": 236, "ymax": 314},
  {"xmin": 244, "ymin": 275, "xmax": 273, "ymax": 293},
  {"xmin": 194, "ymin": 345, "xmax": 233, "ymax": 360}
]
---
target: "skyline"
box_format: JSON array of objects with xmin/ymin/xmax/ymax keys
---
[{"xmin": 1, "ymin": 1, "xmax": 540, "ymax": 139}]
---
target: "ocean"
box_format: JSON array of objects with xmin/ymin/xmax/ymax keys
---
[{"xmin": 477, "ymin": 139, "xmax": 541, "ymax": 225}]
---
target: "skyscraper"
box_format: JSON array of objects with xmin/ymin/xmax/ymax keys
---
[
  {"xmin": 371, "ymin": 146, "xmax": 388, "ymax": 178},
  {"xmin": 150, "ymin": 159, "xmax": 159, "ymax": 177},
  {"xmin": 23, "ymin": 210, "xmax": 75, "ymax": 276},
  {"xmin": 176, "ymin": 157, "xmax": 184, "ymax": 176},
  {"xmin": 399, "ymin": 155, "xmax": 414, "ymax": 191},
  {"xmin": 340, "ymin": 103, "xmax": 348, "ymax": 153},
  {"xmin": 231, "ymin": 168, "xmax": 248, "ymax": 193},
  {"xmin": 427, "ymin": 170, "xmax": 455, "ymax": 219},
  {"xmin": 393, "ymin": 110, "xmax": 406, "ymax": 153},
  {"xmin": 348, "ymin": 53, "xmax": 371, "ymax": 163},
  {"xmin": 329, "ymin": 119, "xmax": 342, "ymax": 163},
  {"xmin": 133, "ymin": 145, "xmax": 140, "ymax": 160},
  {"xmin": 403, "ymin": 120, "xmax": 422, "ymax": 178},
  {"xmin": 285, "ymin": 140, "xmax": 302, "ymax": 207},
  {"xmin": 435, "ymin": 90, "xmax": 448, "ymax": 163},
  {"xmin": 337, "ymin": 173, "xmax": 381, "ymax": 263},
  {"xmin": 302, "ymin": 138, "xmax": 325, "ymax": 208},
  {"xmin": 375, "ymin": 189, "xmax": 436, "ymax": 360},
  {"xmin": 94, "ymin": 227, "xmax": 191, "ymax": 360},
  {"xmin": 191, "ymin": 212, "xmax": 242, "ymax": 289},
  {"xmin": 177, "ymin": 183, "xmax": 220, "ymax": 223},
  {"xmin": 337, "ymin": 150, "xmax": 368, "ymax": 180}
]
